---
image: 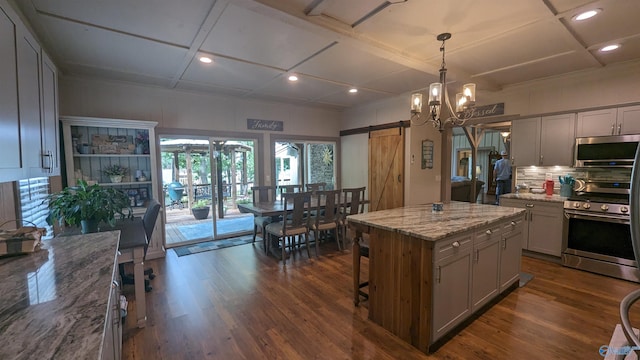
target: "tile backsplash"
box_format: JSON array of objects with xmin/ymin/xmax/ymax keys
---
[{"xmin": 514, "ymin": 166, "xmax": 632, "ymax": 193}]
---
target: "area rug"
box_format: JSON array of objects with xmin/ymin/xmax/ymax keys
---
[
  {"xmin": 519, "ymin": 272, "xmax": 534, "ymax": 287},
  {"xmin": 173, "ymin": 235, "xmax": 257, "ymax": 257},
  {"xmin": 176, "ymin": 216, "xmax": 254, "ymax": 241}
]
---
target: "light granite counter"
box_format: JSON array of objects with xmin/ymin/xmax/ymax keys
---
[
  {"xmin": 347, "ymin": 201, "xmax": 526, "ymax": 241},
  {"xmin": 500, "ymin": 193, "xmax": 567, "ymax": 203},
  {"xmin": 0, "ymin": 231, "xmax": 120, "ymax": 360}
]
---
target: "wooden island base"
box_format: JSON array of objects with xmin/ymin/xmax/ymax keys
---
[{"xmin": 348, "ymin": 202, "xmax": 525, "ymax": 354}]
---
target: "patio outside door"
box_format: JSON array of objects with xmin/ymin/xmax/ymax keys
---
[{"xmin": 161, "ymin": 136, "xmax": 256, "ymax": 247}]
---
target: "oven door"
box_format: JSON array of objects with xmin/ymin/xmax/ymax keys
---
[{"xmin": 564, "ymin": 210, "xmax": 635, "ymax": 267}]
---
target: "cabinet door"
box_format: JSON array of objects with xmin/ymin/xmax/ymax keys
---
[
  {"xmin": 0, "ymin": 7, "xmax": 22, "ymax": 181},
  {"xmin": 499, "ymin": 199, "xmax": 530, "ymax": 250},
  {"xmin": 540, "ymin": 113, "xmax": 575, "ymax": 166},
  {"xmin": 528, "ymin": 202, "xmax": 563, "ymax": 256},
  {"xmin": 17, "ymin": 29, "xmax": 44, "ymax": 178},
  {"xmin": 432, "ymin": 240, "xmax": 472, "ymax": 342},
  {"xmin": 511, "ymin": 117, "xmax": 540, "ymax": 166},
  {"xmin": 500, "ymin": 219, "xmax": 523, "ymax": 292},
  {"xmin": 472, "ymin": 236, "xmax": 500, "ymax": 311},
  {"xmin": 618, "ymin": 105, "xmax": 640, "ymax": 135},
  {"xmin": 576, "ymin": 108, "xmax": 618, "ymax": 137},
  {"xmin": 41, "ymin": 52, "xmax": 60, "ymax": 176}
]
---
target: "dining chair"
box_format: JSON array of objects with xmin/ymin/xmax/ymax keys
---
[
  {"xmin": 251, "ymin": 185, "xmax": 277, "ymax": 252},
  {"xmin": 310, "ymin": 189, "xmax": 342, "ymax": 255},
  {"xmin": 305, "ymin": 182, "xmax": 327, "ymax": 193},
  {"xmin": 265, "ymin": 191, "xmax": 312, "ymax": 263},
  {"xmin": 339, "ymin": 187, "xmax": 368, "ymax": 302},
  {"xmin": 278, "ymin": 184, "xmax": 303, "ymax": 202}
]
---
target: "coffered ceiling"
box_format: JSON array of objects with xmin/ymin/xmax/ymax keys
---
[{"xmin": 12, "ymin": 0, "xmax": 640, "ymax": 110}]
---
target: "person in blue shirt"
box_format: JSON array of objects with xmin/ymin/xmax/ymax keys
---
[{"xmin": 493, "ymin": 150, "xmax": 512, "ymax": 205}]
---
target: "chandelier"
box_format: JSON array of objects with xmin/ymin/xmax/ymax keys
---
[{"xmin": 410, "ymin": 33, "xmax": 476, "ymax": 130}]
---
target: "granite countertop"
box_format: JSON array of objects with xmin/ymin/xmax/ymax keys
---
[
  {"xmin": 0, "ymin": 231, "xmax": 120, "ymax": 360},
  {"xmin": 500, "ymin": 193, "xmax": 568, "ymax": 203},
  {"xmin": 347, "ymin": 202, "xmax": 525, "ymax": 241}
]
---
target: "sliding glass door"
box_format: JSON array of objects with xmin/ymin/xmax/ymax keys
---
[{"xmin": 161, "ymin": 136, "xmax": 256, "ymax": 247}]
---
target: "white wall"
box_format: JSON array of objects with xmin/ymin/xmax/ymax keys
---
[
  {"xmin": 480, "ymin": 60, "xmax": 640, "ymax": 116},
  {"xmin": 59, "ymin": 76, "xmax": 342, "ymax": 185},
  {"xmin": 340, "ymin": 94, "xmax": 443, "ymax": 205}
]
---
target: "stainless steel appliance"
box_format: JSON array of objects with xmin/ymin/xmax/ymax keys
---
[
  {"xmin": 574, "ymin": 134, "xmax": 640, "ymax": 168},
  {"xmin": 563, "ymin": 180, "xmax": 638, "ymax": 282}
]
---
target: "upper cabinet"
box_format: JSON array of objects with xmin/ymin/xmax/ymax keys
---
[
  {"xmin": 577, "ymin": 105, "xmax": 640, "ymax": 137},
  {"xmin": 511, "ymin": 113, "xmax": 576, "ymax": 167},
  {"xmin": 0, "ymin": 0, "xmax": 59, "ymax": 182},
  {"xmin": 0, "ymin": 5, "xmax": 22, "ymax": 182}
]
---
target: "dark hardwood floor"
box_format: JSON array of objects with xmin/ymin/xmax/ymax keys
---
[{"xmin": 121, "ymin": 241, "xmax": 640, "ymax": 359}]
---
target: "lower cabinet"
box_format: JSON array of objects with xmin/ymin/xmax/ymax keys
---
[
  {"xmin": 432, "ymin": 233, "xmax": 473, "ymax": 341},
  {"xmin": 500, "ymin": 218, "xmax": 524, "ymax": 292},
  {"xmin": 472, "ymin": 224, "xmax": 501, "ymax": 311},
  {"xmin": 101, "ymin": 268, "xmax": 122, "ymax": 359},
  {"xmin": 432, "ymin": 215, "xmax": 523, "ymax": 342},
  {"xmin": 500, "ymin": 198, "xmax": 564, "ymax": 257}
]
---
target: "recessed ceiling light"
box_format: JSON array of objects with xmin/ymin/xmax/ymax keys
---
[
  {"xmin": 349, "ymin": 88, "xmax": 358, "ymax": 93},
  {"xmin": 600, "ymin": 44, "xmax": 620, "ymax": 52},
  {"xmin": 288, "ymin": 74, "xmax": 299, "ymax": 82},
  {"xmin": 199, "ymin": 56, "xmax": 212, "ymax": 64},
  {"xmin": 573, "ymin": 9, "xmax": 601, "ymax": 21}
]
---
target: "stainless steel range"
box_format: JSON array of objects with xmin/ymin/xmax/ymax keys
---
[{"xmin": 562, "ymin": 180, "xmax": 637, "ymax": 282}]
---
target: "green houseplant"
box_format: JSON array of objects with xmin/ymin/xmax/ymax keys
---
[
  {"xmin": 45, "ymin": 180, "xmax": 133, "ymax": 233},
  {"xmin": 103, "ymin": 164, "xmax": 128, "ymax": 183},
  {"xmin": 192, "ymin": 199, "xmax": 210, "ymax": 220}
]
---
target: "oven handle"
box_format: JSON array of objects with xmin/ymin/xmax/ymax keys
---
[{"xmin": 564, "ymin": 210, "xmax": 630, "ymax": 224}]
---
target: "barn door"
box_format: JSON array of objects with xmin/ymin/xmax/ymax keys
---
[{"xmin": 368, "ymin": 128, "xmax": 404, "ymax": 211}]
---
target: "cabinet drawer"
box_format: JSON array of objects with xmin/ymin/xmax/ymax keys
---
[
  {"xmin": 502, "ymin": 217, "xmax": 524, "ymax": 234},
  {"xmin": 434, "ymin": 233, "xmax": 473, "ymax": 262},
  {"xmin": 475, "ymin": 223, "xmax": 501, "ymax": 243}
]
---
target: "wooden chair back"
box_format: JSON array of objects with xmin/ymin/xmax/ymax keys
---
[
  {"xmin": 251, "ymin": 186, "xmax": 276, "ymax": 204},
  {"xmin": 342, "ymin": 187, "xmax": 366, "ymax": 216},
  {"xmin": 280, "ymin": 191, "xmax": 312, "ymax": 235},
  {"xmin": 306, "ymin": 182, "xmax": 327, "ymax": 193}
]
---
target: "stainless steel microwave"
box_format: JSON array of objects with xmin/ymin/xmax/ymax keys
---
[{"xmin": 575, "ymin": 134, "xmax": 640, "ymax": 168}]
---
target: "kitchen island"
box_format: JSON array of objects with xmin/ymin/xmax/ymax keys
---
[
  {"xmin": 0, "ymin": 231, "xmax": 121, "ymax": 360},
  {"xmin": 348, "ymin": 202, "xmax": 526, "ymax": 354}
]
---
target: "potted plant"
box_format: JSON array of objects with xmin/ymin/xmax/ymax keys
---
[
  {"xmin": 45, "ymin": 180, "xmax": 133, "ymax": 234},
  {"xmin": 192, "ymin": 199, "xmax": 210, "ymax": 220},
  {"xmin": 103, "ymin": 164, "xmax": 128, "ymax": 183}
]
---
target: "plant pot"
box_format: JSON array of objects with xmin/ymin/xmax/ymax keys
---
[
  {"xmin": 110, "ymin": 175, "xmax": 123, "ymax": 183},
  {"xmin": 192, "ymin": 207, "xmax": 210, "ymax": 220},
  {"xmin": 81, "ymin": 219, "xmax": 100, "ymax": 234}
]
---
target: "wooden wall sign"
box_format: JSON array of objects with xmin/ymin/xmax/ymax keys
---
[
  {"xmin": 247, "ymin": 119, "xmax": 283, "ymax": 131},
  {"xmin": 471, "ymin": 103, "xmax": 504, "ymax": 118}
]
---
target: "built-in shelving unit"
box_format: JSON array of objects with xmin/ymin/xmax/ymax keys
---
[{"xmin": 60, "ymin": 116, "xmax": 165, "ymax": 259}]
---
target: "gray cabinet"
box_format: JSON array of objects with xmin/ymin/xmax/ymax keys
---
[
  {"xmin": 0, "ymin": 0, "xmax": 59, "ymax": 181},
  {"xmin": 500, "ymin": 198, "xmax": 564, "ymax": 257},
  {"xmin": 512, "ymin": 114, "xmax": 575, "ymax": 167},
  {"xmin": 617, "ymin": 105, "xmax": 640, "ymax": 135},
  {"xmin": 101, "ymin": 279, "xmax": 122, "ymax": 360},
  {"xmin": 0, "ymin": 4, "xmax": 22, "ymax": 182},
  {"xmin": 472, "ymin": 224, "xmax": 501, "ymax": 311},
  {"xmin": 577, "ymin": 106, "xmax": 640, "ymax": 137},
  {"xmin": 500, "ymin": 218, "xmax": 523, "ymax": 292},
  {"xmin": 40, "ymin": 52, "xmax": 60, "ymax": 176},
  {"xmin": 511, "ymin": 117, "xmax": 540, "ymax": 167},
  {"xmin": 576, "ymin": 108, "xmax": 618, "ymax": 137},
  {"xmin": 432, "ymin": 233, "xmax": 472, "ymax": 342}
]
